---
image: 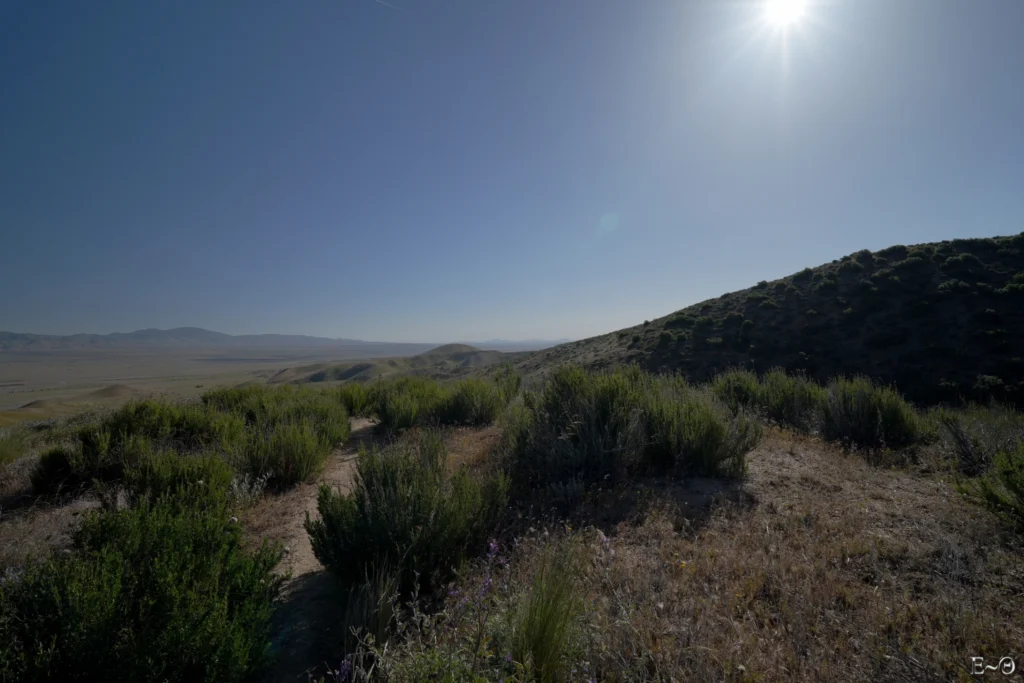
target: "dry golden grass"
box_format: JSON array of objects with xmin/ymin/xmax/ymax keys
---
[{"xmin": 572, "ymin": 430, "xmax": 1024, "ymax": 682}]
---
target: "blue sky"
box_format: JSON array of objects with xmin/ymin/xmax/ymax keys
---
[{"xmin": 1, "ymin": 0, "xmax": 1022, "ymax": 342}]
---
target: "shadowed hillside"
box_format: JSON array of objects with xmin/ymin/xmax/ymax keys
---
[{"xmin": 512, "ymin": 233, "xmax": 1024, "ymax": 406}]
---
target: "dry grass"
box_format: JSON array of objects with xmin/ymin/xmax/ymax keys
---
[
  {"xmin": 572, "ymin": 430, "xmax": 1024, "ymax": 682},
  {"xmin": 361, "ymin": 427, "xmax": 1024, "ymax": 682}
]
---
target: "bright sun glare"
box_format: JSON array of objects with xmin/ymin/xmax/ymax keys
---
[{"xmin": 763, "ymin": 0, "xmax": 808, "ymax": 27}]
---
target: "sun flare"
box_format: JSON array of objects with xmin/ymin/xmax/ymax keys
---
[{"xmin": 763, "ymin": 0, "xmax": 808, "ymax": 27}]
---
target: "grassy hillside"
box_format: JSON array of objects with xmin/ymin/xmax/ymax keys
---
[
  {"xmin": 270, "ymin": 345, "xmax": 524, "ymax": 384},
  {"xmin": 514, "ymin": 233, "xmax": 1024, "ymax": 406}
]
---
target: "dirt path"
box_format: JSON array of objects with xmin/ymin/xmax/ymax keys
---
[{"xmin": 244, "ymin": 418, "xmax": 376, "ymax": 683}]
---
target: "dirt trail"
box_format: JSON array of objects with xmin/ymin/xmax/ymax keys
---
[{"xmin": 245, "ymin": 417, "xmax": 376, "ymax": 682}]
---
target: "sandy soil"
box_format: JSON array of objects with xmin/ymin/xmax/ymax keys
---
[{"xmin": 244, "ymin": 418, "xmax": 376, "ymax": 682}]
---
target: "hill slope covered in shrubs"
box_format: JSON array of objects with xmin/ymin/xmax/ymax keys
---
[{"xmin": 513, "ymin": 233, "xmax": 1024, "ymax": 407}]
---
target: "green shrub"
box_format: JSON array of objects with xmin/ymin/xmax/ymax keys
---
[
  {"xmin": 0, "ymin": 490, "xmax": 283, "ymax": 683},
  {"xmin": 436, "ymin": 379, "xmax": 504, "ymax": 426},
  {"xmin": 124, "ymin": 450, "xmax": 235, "ymax": 503},
  {"xmin": 32, "ymin": 430, "xmax": 154, "ymax": 496},
  {"xmin": 758, "ymin": 368, "xmax": 826, "ymax": 430},
  {"xmin": 644, "ymin": 389, "xmax": 757, "ymax": 477},
  {"xmin": 338, "ymin": 382, "xmax": 374, "ymax": 417},
  {"xmin": 306, "ymin": 431, "xmax": 508, "ymax": 597},
  {"xmin": 373, "ymin": 377, "xmax": 446, "ymax": 433},
  {"xmin": 935, "ymin": 404, "xmax": 1024, "ymax": 475},
  {"xmin": 32, "ymin": 400, "xmax": 249, "ymax": 496},
  {"xmin": 710, "ymin": 369, "xmax": 761, "ymax": 413},
  {"xmin": 972, "ymin": 442, "xmax": 1024, "ymax": 529},
  {"xmin": 203, "ymin": 385, "xmax": 349, "ymax": 445},
  {"xmin": 31, "ymin": 444, "xmax": 87, "ymax": 495},
  {"xmin": 235, "ymin": 418, "xmax": 330, "ymax": 488},
  {"xmin": 100, "ymin": 399, "xmax": 245, "ymax": 453},
  {"xmin": 0, "ymin": 429, "xmax": 26, "ymax": 469},
  {"xmin": 495, "ymin": 365, "xmax": 523, "ymax": 404},
  {"xmin": 820, "ymin": 377, "xmax": 920, "ymax": 450},
  {"xmin": 504, "ymin": 367, "xmax": 759, "ymax": 499},
  {"xmin": 711, "ymin": 368, "xmax": 824, "ymax": 431}
]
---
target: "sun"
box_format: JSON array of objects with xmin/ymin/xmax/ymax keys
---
[{"xmin": 763, "ymin": 0, "xmax": 808, "ymax": 27}]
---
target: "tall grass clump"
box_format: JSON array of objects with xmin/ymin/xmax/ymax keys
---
[
  {"xmin": 820, "ymin": 376, "xmax": 920, "ymax": 450},
  {"xmin": 0, "ymin": 489, "xmax": 283, "ymax": 683},
  {"xmin": 509, "ymin": 543, "xmax": 584, "ymax": 683},
  {"xmin": 306, "ymin": 431, "xmax": 508, "ymax": 597}
]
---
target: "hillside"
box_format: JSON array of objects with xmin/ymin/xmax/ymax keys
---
[
  {"xmin": 269, "ymin": 344, "xmax": 524, "ymax": 384},
  {"xmin": 513, "ymin": 233, "xmax": 1024, "ymax": 406}
]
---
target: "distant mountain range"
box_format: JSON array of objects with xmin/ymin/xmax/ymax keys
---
[{"xmin": 0, "ymin": 328, "xmax": 569, "ymax": 354}]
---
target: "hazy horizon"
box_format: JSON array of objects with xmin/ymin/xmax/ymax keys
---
[
  {"xmin": 3, "ymin": 0, "xmax": 1022, "ymax": 341},
  {"xmin": 0, "ymin": 326, "xmax": 573, "ymax": 345}
]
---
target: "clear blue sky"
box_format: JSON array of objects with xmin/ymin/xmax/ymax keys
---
[{"xmin": 2, "ymin": 0, "xmax": 1022, "ymax": 342}]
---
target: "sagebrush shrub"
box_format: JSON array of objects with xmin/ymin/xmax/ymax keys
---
[
  {"xmin": 306, "ymin": 431, "xmax": 508, "ymax": 597},
  {"xmin": 758, "ymin": 368, "xmax": 826, "ymax": 430},
  {"xmin": 338, "ymin": 382, "xmax": 374, "ymax": 417},
  {"xmin": 504, "ymin": 367, "xmax": 760, "ymax": 500},
  {"xmin": 0, "ymin": 490, "xmax": 283, "ymax": 683},
  {"xmin": 124, "ymin": 450, "xmax": 235, "ymax": 504},
  {"xmin": 234, "ymin": 418, "xmax": 330, "ymax": 488},
  {"xmin": 935, "ymin": 404, "xmax": 1024, "ymax": 475},
  {"xmin": 820, "ymin": 376, "xmax": 920, "ymax": 449},
  {"xmin": 711, "ymin": 368, "xmax": 824, "ymax": 431},
  {"xmin": 436, "ymin": 378, "xmax": 504, "ymax": 426},
  {"xmin": 710, "ymin": 369, "xmax": 761, "ymax": 413}
]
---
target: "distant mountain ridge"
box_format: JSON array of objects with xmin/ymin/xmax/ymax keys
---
[{"xmin": 0, "ymin": 328, "xmax": 566, "ymax": 353}]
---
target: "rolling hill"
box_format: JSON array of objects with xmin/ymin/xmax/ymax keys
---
[
  {"xmin": 510, "ymin": 233, "xmax": 1024, "ymax": 407},
  {"xmin": 269, "ymin": 344, "xmax": 525, "ymax": 384}
]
